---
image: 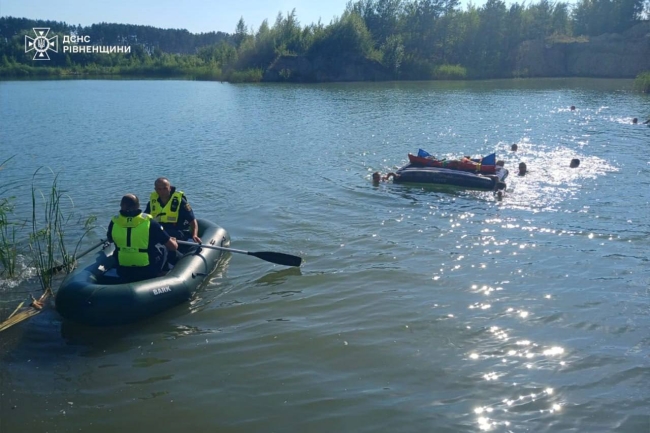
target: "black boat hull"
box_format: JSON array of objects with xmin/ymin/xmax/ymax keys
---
[
  {"xmin": 55, "ymin": 219, "xmax": 229, "ymax": 326},
  {"xmin": 395, "ymin": 164, "xmax": 508, "ymax": 191}
]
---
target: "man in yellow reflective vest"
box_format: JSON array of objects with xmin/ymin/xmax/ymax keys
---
[
  {"xmin": 107, "ymin": 194, "xmax": 178, "ymax": 282},
  {"xmin": 145, "ymin": 177, "xmax": 201, "ymax": 244}
]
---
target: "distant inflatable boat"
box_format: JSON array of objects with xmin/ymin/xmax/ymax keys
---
[
  {"xmin": 394, "ymin": 165, "xmax": 508, "ymax": 191},
  {"xmin": 394, "ymin": 149, "xmax": 508, "ymax": 191}
]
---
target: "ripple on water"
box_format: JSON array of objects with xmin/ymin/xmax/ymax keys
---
[{"xmin": 1, "ymin": 79, "xmax": 649, "ymax": 433}]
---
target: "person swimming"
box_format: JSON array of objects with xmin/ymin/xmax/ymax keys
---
[
  {"xmin": 372, "ymin": 172, "xmax": 398, "ymax": 183},
  {"xmin": 518, "ymin": 162, "xmax": 527, "ymax": 176}
]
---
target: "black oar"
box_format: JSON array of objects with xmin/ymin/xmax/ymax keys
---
[
  {"xmin": 177, "ymin": 240, "xmax": 302, "ymax": 267},
  {"xmin": 46, "ymin": 239, "xmax": 107, "ymax": 275}
]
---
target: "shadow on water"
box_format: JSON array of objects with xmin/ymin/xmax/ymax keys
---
[
  {"xmin": 59, "ymin": 320, "xmax": 150, "ymax": 353},
  {"xmin": 0, "ymin": 254, "xmax": 234, "ymax": 361},
  {"xmin": 387, "ymin": 183, "xmax": 501, "ymax": 208},
  {"xmin": 394, "ymin": 182, "xmax": 499, "ymax": 198},
  {"xmin": 252, "ymin": 266, "xmax": 302, "ymax": 287},
  {"xmin": 58, "ymin": 316, "xmax": 219, "ymax": 358},
  {"xmin": 0, "ymin": 302, "xmax": 223, "ymax": 361}
]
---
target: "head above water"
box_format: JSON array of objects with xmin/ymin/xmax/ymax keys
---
[
  {"xmin": 632, "ymin": 117, "xmax": 638, "ymax": 124},
  {"xmin": 511, "ymin": 144, "xmax": 518, "ymax": 151},
  {"xmin": 570, "ymin": 158, "xmax": 580, "ymax": 168},
  {"xmin": 372, "ymin": 172, "xmax": 381, "ymax": 182},
  {"xmin": 518, "ymin": 162, "xmax": 527, "ymax": 175},
  {"xmin": 570, "ymin": 105, "xmax": 576, "ymax": 111}
]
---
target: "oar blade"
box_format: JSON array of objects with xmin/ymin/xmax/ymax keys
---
[
  {"xmin": 249, "ymin": 251, "xmax": 302, "ymax": 267},
  {"xmin": 178, "ymin": 240, "xmax": 302, "ymax": 267}
]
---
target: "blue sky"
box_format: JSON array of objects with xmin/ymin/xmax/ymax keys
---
[
  {"xmin": 2, "ymin": 0, "xmax": 501, "ymax": 34},
  {"xmin": 3, "ymin": 0, "xmax": 356, "ymax": 34}
]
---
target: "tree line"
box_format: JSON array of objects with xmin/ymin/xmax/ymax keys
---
[{"xmin": 1, "ymin": 0, "xmax": 648, "ymax": 82}]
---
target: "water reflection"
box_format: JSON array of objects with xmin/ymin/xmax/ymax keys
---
[
  {"xmin": 465, "ymin": 318, "xmax": 570, "ymax": 431},
  {"xmin": 474, "ymin": 386, "xmax": 562, "ymax": 431},
  {"xmin": 1, "ymin": 79, "xmax": 647, "ymax": 433}
]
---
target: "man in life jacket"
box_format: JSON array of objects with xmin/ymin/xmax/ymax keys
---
[
  {"xmin": 144, "ymin": 177, "xmax": 201, "ymax": 243},
  {"xmin": 107, "ymin": 194, "xmax": 178, "ymax": 282}
]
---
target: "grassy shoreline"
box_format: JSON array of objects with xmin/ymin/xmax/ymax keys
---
[
  {"xmin": 2, "ymin": 59, "xmax": 648, "ymax": 87},
  {"xmin": 0, "ymin": 64, "xmax": 266, "ymax": 82},
  {"xmin": 0, "ymin": 69, "xmax": 646, "ymax": 85}
]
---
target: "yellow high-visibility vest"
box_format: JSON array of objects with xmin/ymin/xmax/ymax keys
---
[
  {"xmin": 111, "ymin": 213, "xmax": 152, "ymax": 267},
  {"xmin": 149, "ymin": 190, "xmax": 184, "ymax": 224}
]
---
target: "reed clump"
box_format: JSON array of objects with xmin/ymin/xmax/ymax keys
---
[
  {"xmin": 28, "ymin": 167, "xmax": 99, "ymax": 290},
  {"xmin": 0, "ymin": 195, "xmax": 20, "ymax": 278},
  {"xmin": 0, "ymin": 156, "xmax": 21, "ymax": 278},
  {"xmin": 0, "ymin": 164, "xmax": 99, "ymax": 331}
]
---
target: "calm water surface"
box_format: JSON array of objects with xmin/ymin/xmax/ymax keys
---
[{"xmin": 1, "ymin": 79, "xmax": 649, "ymax": 432}]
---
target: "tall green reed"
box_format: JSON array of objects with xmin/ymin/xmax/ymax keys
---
[
  {"xmin": 1, "ymin": 162, "xmax": 99, "ymax": 287},
  {"xmin": 28, "ymin": 167, "xmax": 97, "ymax": 291},
  {"xmin": 0, "ymin": 156, "xmax": 21, "ymax": 278},
  {"xmin": 0, "ymin": 164, "xmax": 99, "ymax": 331},
  {"xmin": 29, "ymin": 168, "xmax": 70, "ymax": 291},
  {"xmin": 0, "ymin": 200, "xmax": 21, "ymax": 278}
]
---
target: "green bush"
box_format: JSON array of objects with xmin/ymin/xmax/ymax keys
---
[
  {"xmin": 433, "ymin": 64, "xmax": 467, "ymax": 80},
  {"xmin": 191, "ymin": 65, "xmax": 223, "ymax": 81},
  {"xmin": 634, "ymin": 71, "xmax": 650, "ymax": 94},
  {"xmin": 228, "ymin": 68, "xmax": 263, "ymax": 83}
]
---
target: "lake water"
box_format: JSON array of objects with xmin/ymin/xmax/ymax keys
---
[{"xmin": 1, "ymin": 78, "xmax": 649, "ymax": 433}]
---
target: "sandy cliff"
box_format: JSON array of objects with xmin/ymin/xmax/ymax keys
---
[{"xmin": 513, "ymin": 23, "xmax": 650, "ymax": 78}]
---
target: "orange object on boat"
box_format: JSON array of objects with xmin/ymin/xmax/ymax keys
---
[{"xmin": 407, "ymin": 154, "xmax": 496, "ymax": 174}]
